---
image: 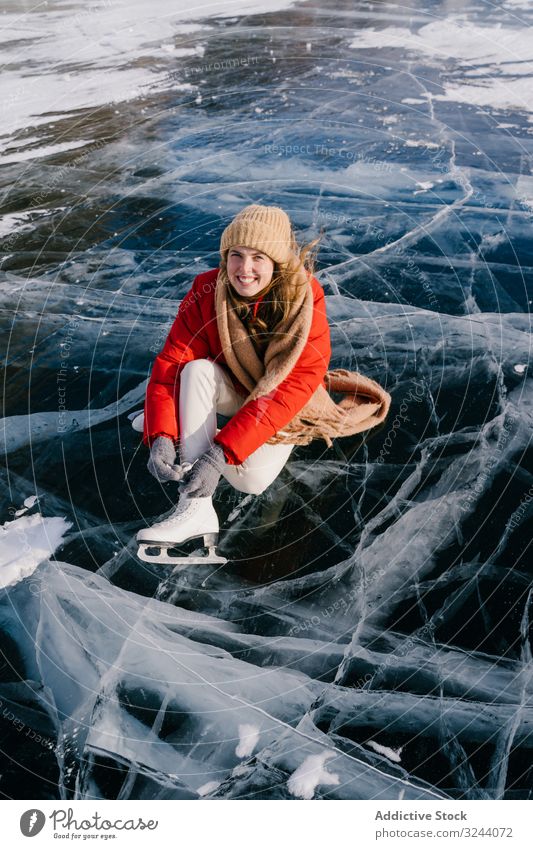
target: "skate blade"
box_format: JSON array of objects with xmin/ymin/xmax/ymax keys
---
[{"xmin": 137, "ymin": 543, "xmax": 227, "ymax": 567}]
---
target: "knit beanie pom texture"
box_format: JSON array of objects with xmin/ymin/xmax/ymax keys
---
[{"xmin": 220, "ymin": 204, "xmax": 297, "ymax": 264}]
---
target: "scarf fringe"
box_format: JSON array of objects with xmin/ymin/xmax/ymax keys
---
[{"xmin": 265, "ymin": 368, "xmax": 391, "ymax": 447}]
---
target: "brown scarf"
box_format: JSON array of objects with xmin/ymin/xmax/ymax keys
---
[{"xmin": 215, "ymin": 267, "xmax": 391, "ymax": 447}]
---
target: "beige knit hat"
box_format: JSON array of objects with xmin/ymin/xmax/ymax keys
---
[{"xmin": 220, "ymin": 204, "xmax": 296, "ymax": 264}]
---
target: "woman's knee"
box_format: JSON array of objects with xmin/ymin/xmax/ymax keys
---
[
  {"xmin": 181, "ymin": 359, "xmax": 215, "ymax": 380},
  {"xmin": 224, "ymin": 445, "xmax": 293, "ymax": 495},
  {"xmin": 229, "ymin": 476, "xmax": 271, "ymax": 496},
  {"xmin": 180, "ymin": 360, "xmax": 219, "ymax": 399}
]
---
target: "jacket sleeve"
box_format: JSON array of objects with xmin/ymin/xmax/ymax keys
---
[
  {"xmin": 142, "ymin": 280, "xmax": 210, "ymax": 447},
  {"xmin": 214, "ymin": 282, "xmax": 331, "ymax": 465}
]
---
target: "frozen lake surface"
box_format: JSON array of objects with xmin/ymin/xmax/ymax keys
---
[{"xmin": 0, "ymin": 0, "xmax": 532, "ymax": 799}]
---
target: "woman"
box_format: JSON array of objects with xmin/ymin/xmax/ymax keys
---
[{"xmin": 135, "ymin": 204, "xmax": 391, "ymax": 563}]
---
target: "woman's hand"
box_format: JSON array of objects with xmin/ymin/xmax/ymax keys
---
[
  {"xmin": 179, "ymin": 444, "xmax": 226, "ymax": 499},
  {"xmin": 147, "ymin": 436, "xmax": 191, "ymax": 483}
]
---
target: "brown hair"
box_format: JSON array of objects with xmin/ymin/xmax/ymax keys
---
[{"xmin": 222, "ymin": 229, "xmax": 323, "ymax": 352}]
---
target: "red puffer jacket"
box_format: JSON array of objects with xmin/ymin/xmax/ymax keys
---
[{"xmin": 142, "ymin": 267, "xmax": 331, "ymax": 465}]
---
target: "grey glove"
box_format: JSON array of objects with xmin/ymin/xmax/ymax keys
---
[
  {"xmin": 179, "ymin": 444, "xmax": 226, "ymax": 498},
  {"xmin": 147, "ymin": 436, "xmax": 191, "ymax": 483}
]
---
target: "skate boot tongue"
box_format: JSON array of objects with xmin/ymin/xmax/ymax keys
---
[{"xmin": 174, "ymin": 495, "xmax": 206, "ymax": 517}]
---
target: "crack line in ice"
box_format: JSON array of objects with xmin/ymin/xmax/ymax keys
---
[
  {"xmin": 94, "ymin": 586, "xmax": 447, "ymax": 798},
  {"xmin": 484, "ymin": 589, "xmax": 533, "ymax": 797}
]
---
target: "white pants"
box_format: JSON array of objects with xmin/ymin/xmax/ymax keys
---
[{"xmin": 178, "ymin": 359, "xmax": 294, "ymax": 496}]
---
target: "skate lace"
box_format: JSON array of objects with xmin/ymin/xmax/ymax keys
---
[{"xmin": 160, "ymin": 498, "xmax": 199, "ymax": 526}]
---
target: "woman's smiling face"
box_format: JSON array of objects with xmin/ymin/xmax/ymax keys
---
[{"xmin": 226, "ymin": 245, "xmax": 275, "ymax": 297}]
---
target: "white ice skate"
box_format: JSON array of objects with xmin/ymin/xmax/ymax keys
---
[{"xmin": 136, "ymin": 495, "xmax": 227, "ymax": 567}]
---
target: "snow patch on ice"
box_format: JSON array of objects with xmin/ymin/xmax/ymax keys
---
[
  {"xmin": 0, "ymin": 206, "xmax": 69, "ymax": 237},
  {"xmin": 14, "ymin": 495, "xmax": 41, "ymax": 518},
  {"xmin": 503, "ymin": 0, "xmax": 531, "ymax": 9},
  {"xmin": 515, "ymin": 175, "xmax": 533, "ymax": 213},
  {"xmin": 481, "ymin": 232, "xmax": 507, "ymax": 252},
  {"xmin": 349, "ymin": 18, "xmax": 533, "ymax": 113},
  {"xmin": 405, "ymin": 139, "xmax": 439, "ymax": 149},
  {"xmin": 197, "ymin": 780, "xmax": 222, "ymax": 796},
  {"xmin": 287, "ymin": 751, "xmax": 340, "ymax": 799},
  {"xmin": 435, "ymin": 78, "xmax": 532, "ymax": 111},
  {"xmin": 367, "ymin": 740, "xmax": 403, "ymax": 763},
  {"xmin": 235, "ymin": 723, "xmax": 260, "ymax": 758},
  {"xmin": 214, "ymin": 0, "xmax": 301, "ymax": 15},
  {"xmin": 231, "ymin": 763, "xmax": 249, "ymax": 777},
  {"xmin": 0, "ymin": 513, "xmax": 72, "ymax": 589},
  {"xmin": 1, "ymin": 139, "xmax": 95, "ymax": 166},
  {"xmin": 0, "ymin": 0, "xmax": 301, "ymax": 157},
  {"xmin": 349, "ymin": 20, "xmax": 532, "ymax": 65}
]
